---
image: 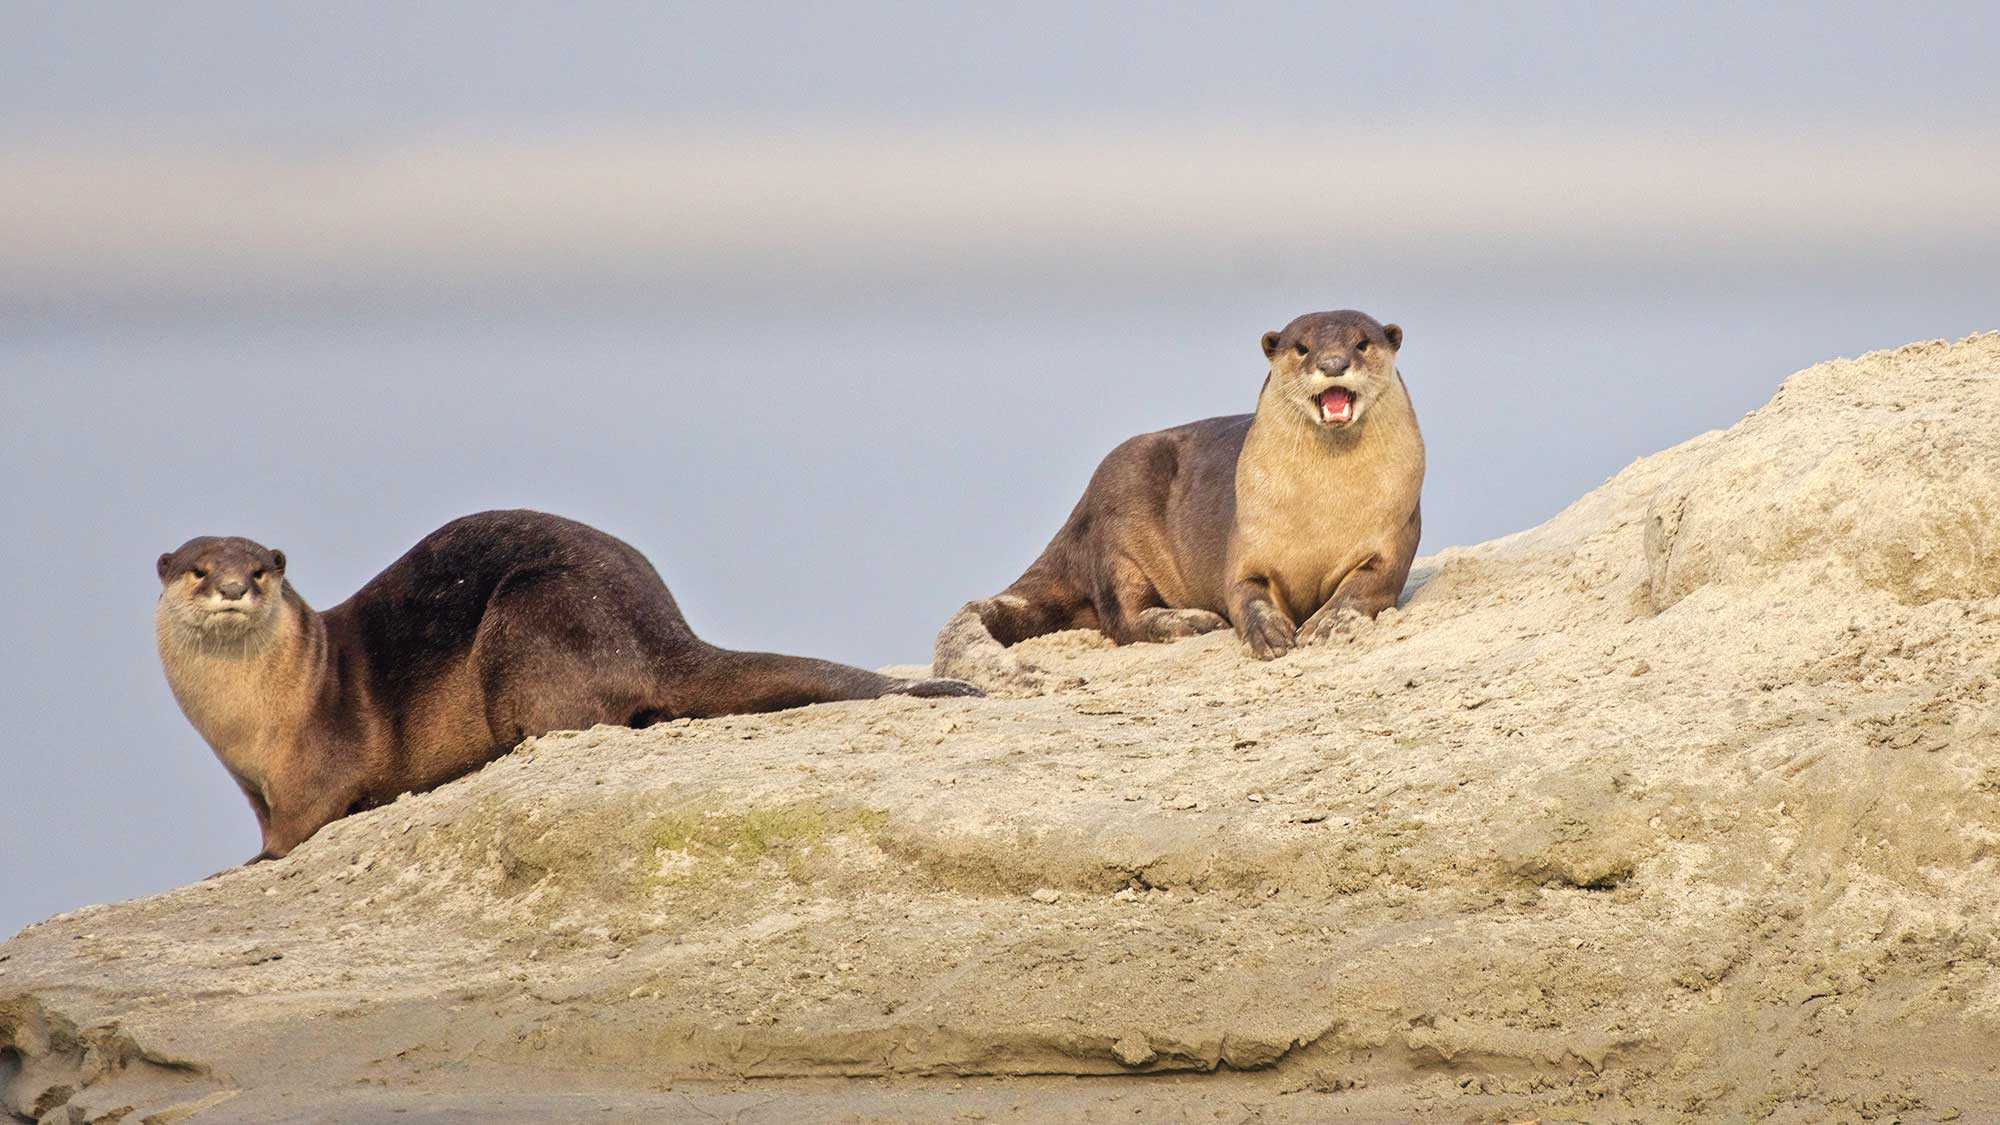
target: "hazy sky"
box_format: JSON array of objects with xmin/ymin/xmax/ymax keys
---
[
  {"xmin": 3, "ymin": 4, "xmax": 1996, "ymax": 937},
  {"xmin": 4, "ymin": 2, "xmax": 1996, "ymax": 130}
]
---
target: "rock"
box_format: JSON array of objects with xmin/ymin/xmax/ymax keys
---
[
  {"xmin": 1111, "ymin": 1034, "xmax": 1157, "ymax": 1068},
  {"xmin": 1644, "ymin": 336, "xmax": 2000, "ymax": 610},
  {"xmin": 4, "ymin": 335, "xmax": 1999, "ymax": 1123}
]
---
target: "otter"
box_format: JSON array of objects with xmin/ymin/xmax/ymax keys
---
[
  {"xmin": 156, "ymin": 509, "xmax": 978, "ymax": 861},
  {"xmin": 935, "ymin": 309, "xmax": 1423, "ymax": 683}
]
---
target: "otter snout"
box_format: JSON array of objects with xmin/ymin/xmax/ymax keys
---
[
  {"xmin": 215, "ymin": 577, "xmax": 251, "ymax": 600},
  {"xmin": 1316, "ymin": 354, "xmax": 1352, "ymax": 377}
]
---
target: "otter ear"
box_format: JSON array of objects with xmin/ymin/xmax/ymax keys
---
[
  {"xmin": 270, "ymin": 549, "xmax": 286, "ymax": 573},
  {"xmin": 1383, "ymin": 323, "xmax": 1403, "ymax": 350},
  {"xmin": 1260, "ymin": 331, "xmax": 1282, "ymax": 359},
  {"xmin": 157, "ymin": 553, "xmax": 174, "ymax": 582}
]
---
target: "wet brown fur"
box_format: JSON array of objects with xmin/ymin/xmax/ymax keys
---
[
  {"xmin": 936, "ymin": 310, "xmax": 1424, "ymax": 679},
  {"xmin": 157, "ymin": 510, "xmax": 976, "ymax": 862}
]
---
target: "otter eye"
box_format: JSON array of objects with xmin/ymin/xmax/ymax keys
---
[
  {"xmin": 1356, "ymin": 339, "xmax": 1371, "ymax": 353},
  {"xmin": 191, "ymin": 567, "xmax": 207, "ymax": 579},
  {"xmin": 1293, "ymin": 342, "xmax": 1309, "ymax": 357},
  {"xmin": 251, "ymin": 568, "xmax": 266, "ymax": 581}
]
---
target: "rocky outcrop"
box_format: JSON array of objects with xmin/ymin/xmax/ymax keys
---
[{"xmin": 5, "ymin": 334, "xmax": 1998, "ymax": 1123}]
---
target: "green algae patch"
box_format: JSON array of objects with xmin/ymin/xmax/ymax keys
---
[
  {"xmin": 417, "ymin": 793, "xmax": 893, "ymax": 918},
  {"xmin": 645, "ymin": 803, "xmax": 891, "ymax": 893},
  {"xmin": 648, "ymin": 804, "xmax": 887, "ymax": 866}
]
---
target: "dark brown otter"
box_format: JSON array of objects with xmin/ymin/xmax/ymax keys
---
[
  {"xmin": 935, "ymin": 310, "xmax": 1424, "ymax": 685},
  {"xmin": 156, "ymin": 509, "xmax": 978, "ymax": 861}
]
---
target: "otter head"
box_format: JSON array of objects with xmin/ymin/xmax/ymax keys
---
[
  {"xmin": 156, "ymin": 536, "xmax": 290, "ymax": 646},
  {"xmin": 1260, "ymin": 310, "xmax": 1403, "ymax": 431}
]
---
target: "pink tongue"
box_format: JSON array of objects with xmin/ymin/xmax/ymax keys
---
[{"xmin": 1321, "ymin": 389, "xmax": 1354, "ymax": 420}]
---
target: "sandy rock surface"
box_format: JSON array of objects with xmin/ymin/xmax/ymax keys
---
[{"xmin": 6, "ymin": 334, "xmax": 2000, "ymax": 1124}]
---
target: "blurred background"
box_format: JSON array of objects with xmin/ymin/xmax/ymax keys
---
[{"xmin": 3, "ymin": 3, "xmax": 1996, "ymax": 936}]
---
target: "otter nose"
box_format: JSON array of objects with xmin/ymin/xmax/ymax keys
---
[
  {"xmin": 1317, "ymin": 354, "xmax": 1351, "ymax": 377},
  {"xmin": 216, "ymin": 578, "xmax": 250, "ymax": 600}
]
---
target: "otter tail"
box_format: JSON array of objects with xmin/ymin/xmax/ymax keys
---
[{"xmin": 678, "ymin": 649, "xmax": 978, "ymax": 719}]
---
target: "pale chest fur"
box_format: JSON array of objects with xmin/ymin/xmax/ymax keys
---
[
  {"xmin": 1229, "ymin": 397, "xmax": 1424, "ymax": 621},
  {"xmin": 157, "ymin": 618, "xmax": 312, "ymax": 797}
]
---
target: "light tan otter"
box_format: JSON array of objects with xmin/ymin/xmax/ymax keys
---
[
  {"xmin": 157, "ymin": 510, "xmax": 978, "ymax": 862},
  {"xmin": 935, "ymin": 309, "xmax": 1423, "ymax": 684}
]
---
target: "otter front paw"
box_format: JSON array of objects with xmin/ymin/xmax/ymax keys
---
[
  {"xmin": 891, "ymin": 677, "xmax": 986, "ymax": 699},
  {"xmin": 1241, "ymin": 606, "xmax": 1296, "ymax": 661},
  {"xmin": 1298, "ymin": 604, "xmax": 1369, "ymax": 647}
]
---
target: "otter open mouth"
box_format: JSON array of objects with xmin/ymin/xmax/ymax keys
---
[{"xmin": 1317, "ymin": 387, "xmax": 1356, "ymax": 425}]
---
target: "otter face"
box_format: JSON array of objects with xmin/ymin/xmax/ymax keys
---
[
  {"xmin": 156, "ymin": 536, "xmax": 288, "ymax": 642},
  {"xmin": 1260, "ymin": 311, "xmax": 1403, "ymax": 431}
]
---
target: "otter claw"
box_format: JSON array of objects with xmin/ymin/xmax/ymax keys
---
[{"xmin": 1243, "ymin": 611, "xmax": 1296, "ymax": 661}]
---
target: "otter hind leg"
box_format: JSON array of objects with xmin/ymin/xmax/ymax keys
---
[
  {"xmin": 1096, "ymin": 555, "xmax": 1221, "ymax": 646},
  {"xmin": 470, "ymin": 573, "xmax": 674, "ymax": 748},
  {"xmin": 933, "ymin": 579, "xmax": 1086, "ymax": 693},
  {"xmin": 1132, "ymin": 607, "xmax": 1229, "ymax": 642}
]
